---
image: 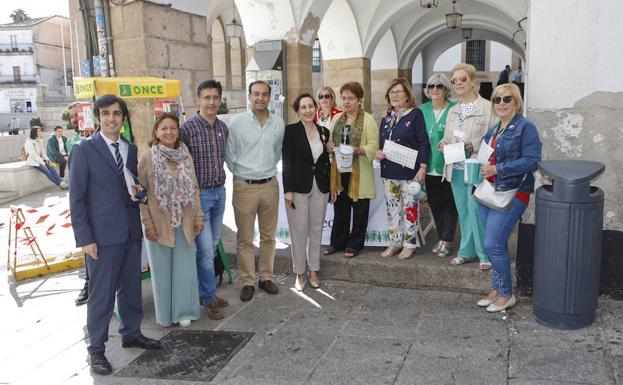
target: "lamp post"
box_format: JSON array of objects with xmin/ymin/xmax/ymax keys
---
[
  {"xmin": 446, "ymin": 0, "xmax": 463, "ymax": 30},
  {"xmin": 225, "ymin": 0, "xmax": 242, "ymax": 38}
]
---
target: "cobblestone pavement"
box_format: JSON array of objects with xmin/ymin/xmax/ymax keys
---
[{"xmin": 1, "ymin": 268, "xmax": 621, "ymax": 385}]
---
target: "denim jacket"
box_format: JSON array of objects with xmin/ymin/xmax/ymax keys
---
[{"xmin": 482, "ymin": 114, "xmax": 542, "ymax": 193}]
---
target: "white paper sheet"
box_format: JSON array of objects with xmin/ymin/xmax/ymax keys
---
[
  {"xmin": 383, "ymin": 140, "xmax": 419, "ymax": 169},
  {"xmin": 443, "ymin": 142, "xmax": 466, "ymax": 164},
  {"xmin": 477, "ymin": 140, "xmax": 494, "ymax": 165}
]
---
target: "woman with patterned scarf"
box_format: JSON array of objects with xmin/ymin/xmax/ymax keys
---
[
  {"xmin": 138, "ymin": 113, "xmax": 204, "ymax": 328},
  {"xmin": 324, "ymin": 82, "xmax": 379, "ymax": 258}
]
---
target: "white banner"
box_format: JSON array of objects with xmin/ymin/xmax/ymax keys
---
[{"xmin": 275, "ymin": 163, "xmax": 421, "ymax": 247}]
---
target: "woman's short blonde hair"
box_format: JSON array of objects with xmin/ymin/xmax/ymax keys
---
[
  {"xmin": 451, "ymin": 63, "xmax": 477, "ymax": 81},
  {"xmin": 317, "ymin": 86, "xmax": 337, "ymax": 109},
  {"xmin": 384, "ymin": 78, "xmax": 416, "ymax": 109},
  {"xmin": 491, "ymin": 83, "xmax": 524, "ymax": 115}
]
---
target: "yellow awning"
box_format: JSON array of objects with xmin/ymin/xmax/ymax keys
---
[{"xmin": 73, "ymin": 77, "xmax": 182, "ymax": 100}]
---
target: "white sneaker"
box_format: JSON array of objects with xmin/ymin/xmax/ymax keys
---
[
  {"xmin": 179, "ymin": 319, "xmax": 191, "ymax": 327},
  {"xmin": 59, "ymin": 181, "xmax": 69, "ymax": 189}
]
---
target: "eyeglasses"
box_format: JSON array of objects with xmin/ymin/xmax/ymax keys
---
[
  {"xmin": 388, "ymin": 89, "xmax": 405, "ymax": 96},
  {"xmin": 450, "ymin": 76, "xmax": 468, "ymax": 84},
  {"xmin": 201, "ymin": 95, "xmax": 221, "ymax": 101},
  {"xmin": 492, "ymin": 95, "xmax": 513, "ymax": 104},
  {"xmin": 341, "ymin": 96, "xmax": 357, "ymax": 102},
  {"xmin": 318, "ymin": 94, "xmax": 332, "ymax": 100},
  {"xmin": 427, "ymin": 84, "xmax": 446, "ymax": 90}
]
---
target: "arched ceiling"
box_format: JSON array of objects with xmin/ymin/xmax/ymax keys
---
[{"xmin": 158, "ymin": 0, "xmax": 527, "ymax": 66}]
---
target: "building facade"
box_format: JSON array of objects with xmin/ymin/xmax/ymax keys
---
[{"xmin": 0, "ymin": 16, "xmax": 72, "ymax": 131}]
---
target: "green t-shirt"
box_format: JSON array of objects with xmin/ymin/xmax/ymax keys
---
[{"xmin": 419, "ymin": 101, "xmax": 455, "ymax": 175}]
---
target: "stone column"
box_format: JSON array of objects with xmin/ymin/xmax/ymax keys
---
[
  {"xmin": 323, "ymin": 57, "xmax": 372, "ymax": 112},
  {"xmin": 285, "ymin": 41, "xmax": 313, "ymax": 123},
  {"xmin": 397, "ymin": 69, "xmax": 412, "ymax": 84},
  {"xmin": 524, "ymin": 0, "xmax": 623, "ymax": 293},
  {"xmin": 108, "ymin": 1, "xmax": 212, "ymax": 151},
  {"xmin": 371, "ymin": 69, "xmax": 397, "ymax": 121}
]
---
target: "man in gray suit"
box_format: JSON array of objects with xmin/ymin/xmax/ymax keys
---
[{"xmin": 69, "ymin": 94, "xmax": 160, "ymax": 375}]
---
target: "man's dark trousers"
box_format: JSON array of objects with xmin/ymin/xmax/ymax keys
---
[{"xmin": 86, "ymin": 239, "xmax": 142, "ymax": 353}]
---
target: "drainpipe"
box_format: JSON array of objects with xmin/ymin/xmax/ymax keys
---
[
  {"xmin": 79, "ymin": 0, "xmax": 95, "ymax": 76},
  {"xmin": 103, "ymin": 0, "xmax": 115, "ymax": 76},
  {"xmin": 94, "ymin": 0, "xmax": 109, "ymax": 76}
]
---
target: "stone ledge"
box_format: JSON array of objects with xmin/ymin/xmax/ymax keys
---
[{"xmin": 222, "ymin": 237, "xmax": 508, "ymax": 295}]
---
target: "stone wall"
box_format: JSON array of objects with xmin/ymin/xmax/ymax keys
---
[
  {"xmin": 323, "ymin": 57, "xmax": 372, "ymax": 112},
  {"xmin": 526, "ymin": 91, "xmax": 623, "ymax": 231},
  {"xmin": 110, "ymin": 1, "xmax": 212, "ymax": 149},
  {"xmin": 370, "ymin": 69, "xmax": 397, "ymax": 122}
]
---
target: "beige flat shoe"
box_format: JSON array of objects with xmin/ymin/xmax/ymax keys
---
[
  {"xmin": 380, "ymin": 246, "xmax": 401, "ymax": 258},
  {"xmin": 398, "ymin": 248, "xmax": 415, "ymax": 260},
  {"xmin": 486, "ymin": 295, "xmax": 517, "ymax": 312}
]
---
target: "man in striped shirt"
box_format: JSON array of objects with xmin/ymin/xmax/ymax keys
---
[{"xmin": 180, "ymin": 80, "xmax": 229, "ymax": 320}]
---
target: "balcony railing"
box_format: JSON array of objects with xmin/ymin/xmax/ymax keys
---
[
  {"xmin": 0, "ymin": 43, "xmax": 33, "ymax": 53},
  {"xmin": 0, "ymin": 74, "xmax": 36, "ymax": 83}
]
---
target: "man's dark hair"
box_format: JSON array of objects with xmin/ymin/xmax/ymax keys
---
[
  {"xmin": 248, "ymin": 80, "xmax": 271, "ymax": 96},
  {"xmin": 197, "ymin": 80, "xmax": 223, "ymax": 97},
  {"xmin": 54, "ymin": 125, "xmax": 63, "ymax": 131},
  {"xmin": 94, "ymin": 94, "xmax": 129, "ymax": 121},
  {"xmin": 29, "ymin": 126, "xmax": 41, "ymax": 139}
]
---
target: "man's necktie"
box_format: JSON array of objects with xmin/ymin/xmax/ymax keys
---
[{"xmin": 111, "ymin": 142, "xmax": 125, "ymax": 180}]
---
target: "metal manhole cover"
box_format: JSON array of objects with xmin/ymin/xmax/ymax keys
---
[{"xmin": 116, "ymin": 330, "xmax": 254, "ymax": 382}]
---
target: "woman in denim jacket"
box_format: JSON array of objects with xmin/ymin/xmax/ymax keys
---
[{"xmin": 476, "ymin": 83, "xmax": 542, "ymax": 312}]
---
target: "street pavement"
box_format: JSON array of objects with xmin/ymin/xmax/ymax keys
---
[
  {"xmin": 1, "ymin": 269, "xmax": 622, "ymax": 385},
  {"xmin": 1, "ymin": 188, "xmax": 622, "ymax": 385}
]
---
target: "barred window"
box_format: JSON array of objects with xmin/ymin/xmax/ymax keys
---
[
  {"xmin": 312, "ymin": 39, "xmax": 321, "ymax": 73},
  {"xmin": 466, "ymin": 40, "xmax": 485, "ymax": 71}
]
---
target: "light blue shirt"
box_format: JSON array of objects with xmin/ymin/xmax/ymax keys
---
[{"xmin": 226, "ymin": 110, "xmax": 285, "ymax": 180}]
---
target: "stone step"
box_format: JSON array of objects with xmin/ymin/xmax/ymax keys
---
[
  {"xmin": 0, "ymin": 190, "xmax": 18, "ymax": 206},
  {"xmin": 271, "ymin": 244, "xmax": 495, "ymax": 294},
  {"xmin": 222, "ymin": 234, "xmax": 518, "ymax": 295}
]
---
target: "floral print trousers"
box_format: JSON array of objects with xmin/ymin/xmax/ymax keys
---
[{"xmin": 382, "ymin": 179, "xmax": 422, "ymax": 249}]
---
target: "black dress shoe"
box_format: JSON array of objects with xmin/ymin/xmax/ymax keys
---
[
  {"xmin": 240, "ymin": 285, "xmax": 255, "ymax": 302},
  {"xmin": 90, "ymin": 352, "xmax": 112, "ymax": 375},
  {"xmin": 258, "ymin": 280, "xmax": 279, "ymax": 295},
  {"xmin": 122, "ymin": 334, "xmax": 161, "ymax": 350},
  {"xmin": 75, "ymin": 282, "xmax": 89, "ymax": 306}
]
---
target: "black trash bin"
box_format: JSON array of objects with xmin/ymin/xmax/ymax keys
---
[{"xmin": 533, "ymin": 160, "xmax": 605, "ymax": 329}]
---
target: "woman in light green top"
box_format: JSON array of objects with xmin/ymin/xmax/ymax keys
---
[
  {"xmin": 439, "ymin": 63, "xmax": 493, "ymax": 270},
  {"xmin": 419, "ymin": 73, "xmax": 458, "ymax": 258}
]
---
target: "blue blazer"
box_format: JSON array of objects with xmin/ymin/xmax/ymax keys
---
[
  {"xmin": 69, "ymin": 131, "xmax": 142, "ymax": 247},
  {"xmin": 482, "ymin": 114, "xmax": 542, "ymax": 193}
]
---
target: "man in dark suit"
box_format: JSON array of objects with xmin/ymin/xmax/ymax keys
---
[
  {"xmin": 69, "ymin": 94, "xmax": 160, "ymax": 375},
  {"xmin": 46, "ymin": 125, "xmax": 68, "ymax": 177}
]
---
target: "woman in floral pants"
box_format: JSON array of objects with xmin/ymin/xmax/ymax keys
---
[{"xmin": 375, "ymin": 78, "xmax": 430, "ymax": 259}]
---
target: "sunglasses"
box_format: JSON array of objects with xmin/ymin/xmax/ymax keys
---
[
  {"xmin": 427, "ymin": 84, "xmax": 446, "ymax": 90},
  {"xmin": 492, "ymin": 95, "xmax": 513, "ymax": 104},
  {"xmin": 318, "ymin": 94, "xmax": 332, "ymax": 100},
  {"xmin": 450, "ymin": 76, "xmax": 468, "ymax": 84}
]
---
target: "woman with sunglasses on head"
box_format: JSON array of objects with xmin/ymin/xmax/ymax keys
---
[
  {"xmin": 439, "ymin": 63, "xmax": 494, "ymax": 269},
  {"xmin": 375, "ymin": 78, "xmax": 429, "ymax": 260},
  {"xmin": 325, "ymin": 81, "xmax": 379, "ymax": 258},
  {"xmin": 476, "ymin": 83, "xmax": 541, "ymax": 312},
  {"xmin": 419, "ymin": 74, "xmax": 458, "ymax": 258},
  {"xmin": 314, "ymin": 86, "xmax": 342, "ymax": 130},
  {"xmin": 282, "ymin": 93, "xmax": 332, "ymax": 291}
]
